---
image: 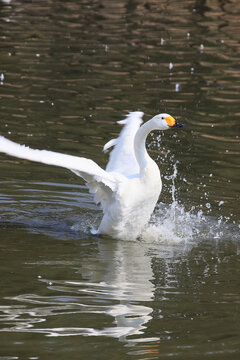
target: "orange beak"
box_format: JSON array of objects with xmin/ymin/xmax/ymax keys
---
[{"xmin": 165, "ymin": 115, "xmax": 176, "ymax": 127}]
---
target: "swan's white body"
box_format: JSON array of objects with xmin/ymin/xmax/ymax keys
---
[{"xmin": 0, "ymin": 112, "xmax": 182, "ymax": 240}]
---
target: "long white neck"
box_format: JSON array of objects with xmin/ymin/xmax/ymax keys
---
[{"xmin": 134, "ymin": 119, "xmax": 156, "ymax": 171}]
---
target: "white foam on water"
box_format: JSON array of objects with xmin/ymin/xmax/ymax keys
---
[
  {"xmin": 140, "ymin": 160, "xmax": 239, "ymax": 245},
  {"xmin": 142, "ymin": 202, "xmax": 200, "ymax": 244},
  {"xmin": 71, "ymin": 212, "xmax": 100, "ymax": 235},
  {"xmin": 140, "ymin": 200, "xmax": 237, "ymax": 245}
]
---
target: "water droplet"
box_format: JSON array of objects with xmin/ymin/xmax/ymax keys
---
[
  {"xmin": 36, "ymin": 53, "xmax": 40, "ymax": 57},
  {"xmin": 169, "ymin": 62, "xmax": 173, "ymax": 70},
  {"xmin": 200, "ymin": 44, "xmax": 204, "ymax": 51},
  {"xmin": 175, "ymin": 83, "xmax": 180, "ymax": 92},
  {"xmin": 190, "ymin": 67, "xmax": 194, "ymax": 74},
  {"xmin": 160, "ymin": 38, "xmax": 164, "ymax": 45},
  {"xmin": 187, "ymin": 32, "xmax": 190, "ymax": 38},
  {"xmin": 48, "ymin": 281, "xmax": 53, "ymax": 286},
  {"xmin": 37, "ymin": 275, "xmax": 42, "ymax": 279},
  {"xmin": 0, "ymin": 73, "xmax": 4, "ymax": 81}
]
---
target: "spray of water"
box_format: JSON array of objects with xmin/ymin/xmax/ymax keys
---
[{"xmin": 141, "ymin": 161, "xmax": 239, "ymax": 244}]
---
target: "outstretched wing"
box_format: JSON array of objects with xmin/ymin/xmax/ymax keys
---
[
  {"xmin": 0, "ymin": 136, "xmax": 122, "ymax": 210},
  {"xmin": 103, "ymin": 111, "xmax": 143, "ymax": 177}
]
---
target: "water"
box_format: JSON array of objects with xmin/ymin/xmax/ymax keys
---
[{"xmin": 0, "ymin": 0, "xmax": 240, "ymax": 358}]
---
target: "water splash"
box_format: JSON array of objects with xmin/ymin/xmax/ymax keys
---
[{"xmin": 140, "ymin": 162, "xmax": 239, "ymax": 244}]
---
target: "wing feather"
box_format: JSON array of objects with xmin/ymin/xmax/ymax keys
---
[
  {"xmin": 104, "ymin": 111, "xmax": 143, "ymax": 177},
  {"xmin": 0, "ymin": 136, "xmax": 121, "ymax": 209}
]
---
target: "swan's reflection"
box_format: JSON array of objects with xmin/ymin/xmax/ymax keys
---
[
  {"xmin": 88, "ymin": 239, "xmax": 158, "ymax": 342},
  {"xmin": 0, "ymin": 239, "xmax": 158, "ymax": 344}
]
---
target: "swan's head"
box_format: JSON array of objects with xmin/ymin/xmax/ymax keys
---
[{"xmin": 151, "ymin": 113, "xmax": 184, "ymax": 130}]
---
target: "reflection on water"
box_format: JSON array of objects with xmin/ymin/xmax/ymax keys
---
[
  {"xmin": 0, "ymin": 226, "xmax": 239, "ymax": 357},
  {"xmin": 1, "ymin": 239, "xmax": 156, "ymax": 344}
]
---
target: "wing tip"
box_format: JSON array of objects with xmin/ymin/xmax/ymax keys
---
[
  {"xmin": 103, "ymin": 138, "xmax": 118, "ymax": 153},
  {"xmin": 117, "ymin": 111, "xmax": 144, "ymax": 125},
  {"xmin": 117, "ymin": 119, "xmax": 127, "ymax": 125}
]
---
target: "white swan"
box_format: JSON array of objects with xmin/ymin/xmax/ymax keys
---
[{"xmin": 0, "ymin": 112, "xmax": 183, "ymax": 240}]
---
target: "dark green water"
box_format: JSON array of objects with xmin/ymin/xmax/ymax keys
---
[{"xmin": 0, "ymin": 0, "xmax": 239, "ymax": 359}]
